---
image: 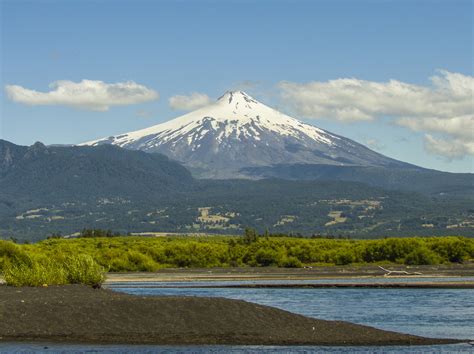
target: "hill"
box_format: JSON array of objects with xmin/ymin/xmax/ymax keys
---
[
  {"xmin": 242, "ymin": 164, "xmax": 474, "ymax": 197},
  {"xmin": 0, "ymin": 139, "xmax": 193, "ymax": 203},
  {"xmin": 0, "ymin": 141, "xmax": 472, "ymax": 241}
]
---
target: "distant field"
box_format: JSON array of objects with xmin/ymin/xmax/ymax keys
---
[{"xmin": 1, "ymin": 235, "xmax": 473, "ymax": 274}]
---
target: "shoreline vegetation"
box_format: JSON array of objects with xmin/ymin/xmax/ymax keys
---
[
  {"xmin": 0, "ymin": 285, "xmax": 468, "ymax": 346},
  {"xmin": 0, "ymin": 233, "xmax": 473, "ymax": 286}
]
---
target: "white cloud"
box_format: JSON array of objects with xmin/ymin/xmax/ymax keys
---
[
  {"xmin": 5, "ymin": 79, "xmax": 159, "ymax": 111},
  {"xmin": 424, "ymin": 134, "xmax": 474, "ymax": 160},
  {"xmin": 396, "ymin": 115, "xmax": 473, "ymax": 139},
  {"xmin": 396, "ymin": 114, "xmax": 474, "ymax": 155},
  {"xmin": 278, "ymin": 70, "xmax": 474, "ymax": 158},
  {"xmin": 169, "ymin": 92, "xmax": 211, "ymax": 111}
]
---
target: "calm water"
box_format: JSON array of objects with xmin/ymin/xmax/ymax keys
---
[
  {"xmin": 1, "ymin": 343, "xmax": 473, "ymax": 353},
  {"xmin": 107, "ymin": 276, "xmax": 474, "ymax": 288},
  {"xmin": 2, "ymin": 278, "xmax": 473, "ymax": 353},
  {"xmin": 111, "ymin": 282, "xmax": 474, "ymax": 340}
]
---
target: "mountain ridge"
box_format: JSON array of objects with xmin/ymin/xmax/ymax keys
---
[
  {"xmin": 242, "ymin": 163, "xmax": 474, "ymax": 197},
  {"xmin": 0, "ymin": 139, "xmax": 193, "ymax": 203},
  {"xmin": 1, "ymin": 139, "xmax": 472, "ymax": 240}
]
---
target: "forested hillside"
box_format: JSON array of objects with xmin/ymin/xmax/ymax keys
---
[{"xmin": 1, "ymin": 140, "xmax": 473, "ymax": 241}]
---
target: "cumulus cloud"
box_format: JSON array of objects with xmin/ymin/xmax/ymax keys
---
[
  {"xmin": 5, "ymin": 79, "xmax": 159, "ymax": 111},
  {"xmin": 169, "ymin": 92, "xmax": 212, "ymax": 111},
  {"xmin": 278, "ymin": 70, "xmax": 474, "ymax": 159},
  {"xmin": 424, "ymin": 134, "xmax": 474, "ymax": 160}
]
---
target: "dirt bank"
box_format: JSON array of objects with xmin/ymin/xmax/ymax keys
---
[{"xmin": 0, "ymin": 285, "xmax": 466, "ymax": 346}]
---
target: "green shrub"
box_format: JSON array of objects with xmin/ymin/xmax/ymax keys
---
[
  {"xmin": 429, "ymin": 238, "xmax": 470, "ymax": 263},
  {"xmin": 404, "ymin": 246, "xmax": 442, "ymax": 265},
  {"xmin": 63, "ymin": 255, "xmax": 105, "ymax": 287},
  {"xmin": 334, "ymin": 251, "xmax": 355, "ymax": 265},
  {"xmin": 127, "ymin": 251, "xmax": 158, "ymax": 271},
  {"xmin": 280, "ymin": 256, "xmax": 303, "ymax": 268},
  {"xmin": 287, "ymin": 245, "xmax": 312, "ymax": 263},
  {"xmin": 361, "ymin": 239, "xmax": 419, "ymax": 263},
  {"xmin": 254, "ymin": 248, "xmax": 281, "ymax": 266},
  {"xmin": 109, "ymin": 257, "xmax": 134, "ymax": 272}
]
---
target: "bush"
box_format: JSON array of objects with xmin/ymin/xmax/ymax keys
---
[
  {"xmin": 254, "ymin": 248, "xmax": 281, "ymax": 266},
  {"xmin": 334, "ymin": 251, "xmax": 355, "ymax": 265},
  {"xmin": 429, "ymin": 238, "xmax": 470, "ymax": 263},
  {"xmin": 361, "ymin": 239, "xmax": 418, "ymax": 263},
  {"xmin": 287, "ymin": 245, "xmax": 312, "ymax": 263},
  {"xmin": 404, "ymin": 247, "xmax": 441, "ymax": 265},
  {"xmin": 63, "ymin": 255, "xmax": 105, "ymax": 287},
  {"xmin": 280, "ymin": 256, "xmax": 303, "ymax": 268},
  {"xmin": 127, "ymin": 251, "xmax": 158, "ymax": 271}
]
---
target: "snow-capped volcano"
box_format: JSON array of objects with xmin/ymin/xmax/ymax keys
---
[{"xmin": 83, "ymin": 91, "xmax": 408, "ymax": 178}]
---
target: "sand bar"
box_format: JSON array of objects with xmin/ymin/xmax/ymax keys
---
[{"xmin": 0, "ymin": 285, "xmax": 469, "ymax": 346}]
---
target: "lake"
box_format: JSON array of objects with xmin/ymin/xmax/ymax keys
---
[{"xmin": 2, "ymin": 278, "xmax": 473, "ymax": 353}]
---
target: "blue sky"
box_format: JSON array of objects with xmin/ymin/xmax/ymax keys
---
[{"xmin": 1, "ymin": 0, "xmax": 472, "ymax": 172}]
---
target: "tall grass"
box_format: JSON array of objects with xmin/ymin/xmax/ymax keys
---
[
  {"xmin": 3, "ymin": 258, "xmax": 67, "ymax": 287},
  {"xmin": 1, "ymin": 242, "xmax": 105, "ymax": 287},
  {"xmin": 63, "ymin": 254, "xmax": 105, "ymax": 286}
]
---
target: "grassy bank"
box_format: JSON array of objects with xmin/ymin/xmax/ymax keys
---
[
  {"xmin": 0, "ymin": 240, "xmax": 104, "ymax": 286},
  {"xmin": 1, "ymin": 236, "xmax": 473, "ymax": 284}
]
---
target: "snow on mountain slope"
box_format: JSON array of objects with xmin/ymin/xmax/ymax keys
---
[{"xmin": 82, "ymin": 91, "xmax": 410, "ymax": 178}]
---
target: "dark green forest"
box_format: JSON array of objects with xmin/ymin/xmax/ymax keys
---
[{"xmin": 1, "ymin": 140, "xmax": 473, "ymax": 241}]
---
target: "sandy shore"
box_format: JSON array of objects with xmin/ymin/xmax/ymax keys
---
[
  {"xmin": 108, "ymin": 282, "xmax": 474, "ymax": 289},
  {"xmin": 104, "ymin": 264, "xmax": 474, "ymax": 284},
  {"xmin": 1, "ymin": 264, "xmax": 473, "ymax": 286},
  {"xmin": 0, "ymin": 285, "xmax": 468, "ymax": 346}
]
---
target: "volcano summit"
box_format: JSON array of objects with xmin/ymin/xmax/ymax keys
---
[{"xmin": 83, "ymin": 91, "xmax": 411, "ymax": 178}]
